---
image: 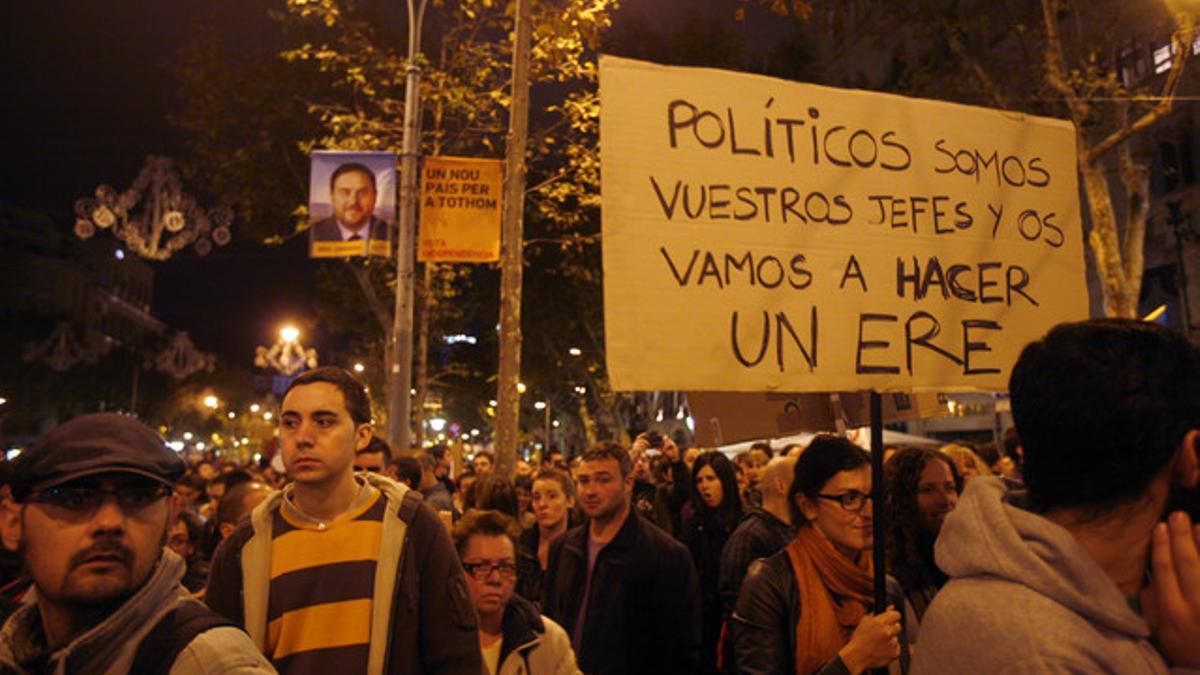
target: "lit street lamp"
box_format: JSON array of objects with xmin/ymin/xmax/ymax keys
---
[{"xmin": 255, "ymin": 325, "xmax": 318, "ymax": 376}]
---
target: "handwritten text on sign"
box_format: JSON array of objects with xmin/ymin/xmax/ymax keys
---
[
  {"xmin": 418, "ymin": 156, "xmax": 502, "ymax": 263},
  {"xmin": 600, "ymin": 56, "xmax": 1088, "ymax": 393}
]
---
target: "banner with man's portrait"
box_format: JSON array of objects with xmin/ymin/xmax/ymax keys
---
[{"xmin": 308, "ymin": 150, "xmax": 397, "ymax": 258}]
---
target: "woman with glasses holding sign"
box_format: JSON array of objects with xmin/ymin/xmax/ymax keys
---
[
  {"xmin": 453, "ymin": 510, "xmax": 580, "ymax": 675},
  {"xmin": 732, "ymin": 435, "xmax": 909, "ymax": 675}
]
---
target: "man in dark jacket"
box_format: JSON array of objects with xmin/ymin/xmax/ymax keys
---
[
  {"xmin": 542, "ymin": 441, "xmax": 701, "ymax": 674},
  {"xmin": 205, "ymin": 367, "xmax": 480, "ymax": 674},
  {"xmin": 718, "ymin": 454, "xmax": 797, "ymax": 618}
]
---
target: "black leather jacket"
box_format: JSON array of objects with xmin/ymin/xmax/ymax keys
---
[
  {"xmin": 542, "ymin": 511, "xmax": 701, "ymax": 674},
  {"xmin": 731, "ymin": 549, "xmax": 910, "ymax": 675}
]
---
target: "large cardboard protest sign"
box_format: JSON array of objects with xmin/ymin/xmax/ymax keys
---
[
  {"xmin": 601, "ymin": 56, "xmax": 1088, "ymax": 393},
  {"xmin": 418, "ymin": 156, "xmax": 503, "ymax": 263}
]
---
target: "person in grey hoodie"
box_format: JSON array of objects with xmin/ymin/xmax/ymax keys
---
[{"xmin": 913, "ymin": 319, "xmax": 1200, "ymax": 673}]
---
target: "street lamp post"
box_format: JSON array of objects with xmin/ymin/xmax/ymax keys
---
[
  {"xmin": 388, "ymin": 0, "xmax": 430, "ymax": 456},
  {"xmin": 534, "ymin": 400, "xmax": 550, "ymax": 451}
]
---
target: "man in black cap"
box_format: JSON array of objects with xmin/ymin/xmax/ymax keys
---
[{"xmin": 0, "ymin": 412, "xmax": 275, "ymax": 674}]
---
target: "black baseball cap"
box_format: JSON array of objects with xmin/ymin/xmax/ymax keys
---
[{"xmin": 10, "ymin": 413, "xmax": 187, "ymax": 500}]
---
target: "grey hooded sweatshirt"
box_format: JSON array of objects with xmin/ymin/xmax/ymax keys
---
[{"xmin": 911, "ymin": 476, "xmax": 1169, "ymax": 674}]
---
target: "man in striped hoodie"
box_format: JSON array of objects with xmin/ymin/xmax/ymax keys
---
[{"xmin": 206, "ymin": 367, "xmax": 481, "ymax": 674}]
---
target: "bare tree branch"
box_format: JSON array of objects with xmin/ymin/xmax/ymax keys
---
[
  {"xmin": 1088, "ymin": 19, "xmax": 1193, "ymax": 161},
  {"xmin": 1114, "ymin": 107, "xmax": 1149, "ymax": 299},
  {"xmin": 1041, "ymin": 0, "xmax": 1091, "ymax": 125},
  {"xmin": 943, "ymin": 20, "xmax": 1010, "ymax": 109}
]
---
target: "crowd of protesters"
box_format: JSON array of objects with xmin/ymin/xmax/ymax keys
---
[{"xmin": 0, "ymin": 318, "xmax": 1198, "ymax": 673}]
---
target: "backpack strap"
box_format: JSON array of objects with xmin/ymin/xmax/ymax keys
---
[
  {"xmin": 129, "ymin": 598, "xmax": 236, "ymax": 675},
  {"xmin": 397, "ymin": 487, "xmax": 423, "ymax": 523}
]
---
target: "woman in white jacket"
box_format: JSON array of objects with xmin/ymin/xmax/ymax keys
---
[{"xmin": 453, "ymin": 509, "xmax": 581, "ymax": 675}]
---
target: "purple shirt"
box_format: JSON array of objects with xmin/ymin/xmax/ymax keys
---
[{"xmin": 571, "ymin": 532, "xmax": 606, "ymax": 654}]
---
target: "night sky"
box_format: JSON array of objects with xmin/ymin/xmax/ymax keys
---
[{"xmin": 0, "ymin": 0, "xmax": 784, "ymax": 365}]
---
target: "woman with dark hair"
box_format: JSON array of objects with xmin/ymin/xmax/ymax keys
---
[
  {"xmin": 884, "ymin": 447, "xmax": 962, "ymax": 634},
  {"xmin": 476, "ymin": 475, "xmax": 520, "ymax": 518},
  {"xmin": 682, "ymin": 451, "xmax": 743, "ymax": 674},
  {"xmin": 733, "ymin": 435, "xmax": 906, "ymax": 675},
  {"xmin": 516, "ymin": 469, "xmax": 579, "ymax": 607}
]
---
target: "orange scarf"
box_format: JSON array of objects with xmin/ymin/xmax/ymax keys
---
[{"xmin": 785, "ymin": 525, "xmax": 873, "ymax": 675}]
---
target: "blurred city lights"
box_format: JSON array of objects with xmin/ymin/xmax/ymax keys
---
[
  {"xmin": 568, "ymin": 347, "xmax": 582, "ymax": 356},
  {"xmin": 227, "ymin": 411, "xmax": 236, "ymax": 419},
  {"xmin": 516, "ymin": 382, "xmax": 527, "ymax": 394},
  {"xmin": 280, "ymin": 325, "xmax": 300, "ymax": 343},
  {"xmin": 196, "ymin": 442, "xmax": 206, "ymax": 450},
  {"xmin": 263, "ymin": 411, "xmax": 273, "ymax": 421},
  {"xmin": 250, "ymin": 403, "xmax": 261, "ymax": 413},
  {"xmin": 353, "ymin": 362, "xmax": 365, "ymax": 373},
  {"xmin": 182, "ymin": 432, "xmax": 194, "ymax": 441},
  {"xmin": 429, "ymin": 417, "xmax": 447, "ymax": 433},
  {"xmin": 203, "ymin": 395, "xmax": 219, "ymax": 409},
  {"xmin": 534, "ymin": 401, "xmax": 546, "ymax": 410}
]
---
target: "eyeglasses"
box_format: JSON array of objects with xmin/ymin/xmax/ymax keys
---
[
  {"xmin": 27, "ymin": 484, "xmax": 172, "ymax": 513},
  {"xmin": 814, "ymin": 490, "xmax": 872, "ymax": 512},
  {"xmin": 462, "ymin": 560, "xmax": 518, "ymax": 580}
]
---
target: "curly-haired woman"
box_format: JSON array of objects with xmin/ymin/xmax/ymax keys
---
[{"xmin": 883, "ymin": 447, "xmax": 962, "ymax": 636}]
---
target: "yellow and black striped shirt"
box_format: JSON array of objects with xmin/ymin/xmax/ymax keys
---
[{"xmin": 266, "ymin": 484, "xmax": 384, "ymax": 673}]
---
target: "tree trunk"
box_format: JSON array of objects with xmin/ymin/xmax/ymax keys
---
[
  {"xmin": 577, "ymin": 395, "xmax": 597, "ymax": 447},
  {"xmin": 1078, "ymin": 153, "xmax": 1138, "ymax": 318}
]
